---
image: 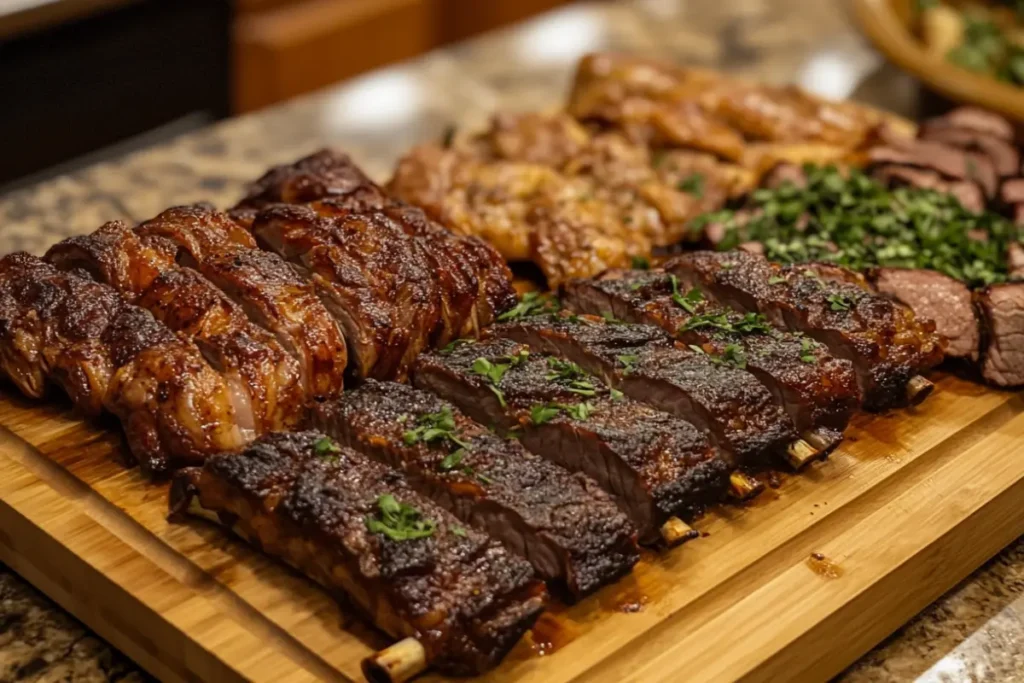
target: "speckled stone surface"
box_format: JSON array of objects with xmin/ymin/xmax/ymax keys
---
[{"xmin": 0, "ymin": 1, "xmax": 1021, "ymax": 681}]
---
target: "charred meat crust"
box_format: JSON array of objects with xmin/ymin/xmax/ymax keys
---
[
  {"xmin": 0, "ymin": 254, "xmax": 245, "ymax": 476},
  {"xmin": 168, "ymin": 431, "xmax": 547, "ymax": 676},
  {"xmin": 313, "ymin": 380, "xmax": 639, "ymax": 598},
  {"xmin": 563, "ymin": 271, "xmax": 859, "ymax": 436},
  {"xmin": 412, "ymin": 338, "xmax": 731, "ymax": 544},
  {"xmin": 667, "ymin": 251, "xmax": 945, "ymax": 411}
]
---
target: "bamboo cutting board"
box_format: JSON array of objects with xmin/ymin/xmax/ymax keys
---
[{"xmin": 0, "ymin": 373, "xmax": 1022, "ymax": 683}]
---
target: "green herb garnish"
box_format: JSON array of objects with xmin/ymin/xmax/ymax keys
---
[
  {"xmin": 610, "ymin": 388, "xmax": 624, "ymax": 401},
  {"xmin": 545, "ymin": 358, "xmax": 597, "ymax": 396},
  {"xmin": 366, "ymin": 494, "xmax": 436, "ymax": 541},
  {"xmin": 530, "ymin": 403, "xmax": 562, "ymax": 425},
  {"xmin": 565, "ymin": 402, "xmax": 595, "ymax": 421},
  {"xmin": 677, "ymin": 173, "xmax": 705, "ymax": 198},
  {"xmin": 827, "ymin": 294, "xmax": 852, "ymax": 312},
  {"xmin": 452, "ymin": 525, "xmax": 467, "ymax": 537},
  {"xmin": 631, "ymin": 255, "xmax": 651, "ymax": 270},
  {"xmin": 601, "ymin": 311, "xmax": 625, "ymax": 324},
  {"xmin": 498, "ymin": 292, "xmax": 559, "ymax": 321},
  {"xmin": 616, "ymin": 353, "xmax": 639, "ymax": 375},
  {"xmin": 440, "ymin": 338, "xmax": 473, "ymax": 354},
  {"xmin": 799, "ymin": 337, "xmax": 817, "ymax": 364},
  {"xmin": 768, "ymin": 275, "xmax": 787, "ymax": 285},
  {"xmin": 314, "ymin": 436, "xmax": 341, "ymax": 457},
  {"xmin": 669, "ymin": 275, "xmax": 703, "ymax": 313},
  {"xmin": 402, "ymin": 407, "xmax": 469, "ymax": 450}
]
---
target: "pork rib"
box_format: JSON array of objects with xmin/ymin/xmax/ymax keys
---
[
  {"xmin": 313, "ymin": 379, "xmax": 639, "ymax": 598},
  {"xmin": 412, "ymin": 338, "xmax": 731, "ymax": 545},
  {"xmin": 667, "ymin": 251, "xmax": 945, "ymax": 410},
  {"xmin": 168, "ymin": 431, "xmax": 546, "ymax": 677}
]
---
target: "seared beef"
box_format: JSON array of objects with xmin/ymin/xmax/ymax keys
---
[
  {"xmin": 137, "ymin": 204, "xmax": 348, "ymax": 402},
  {"xmin": 762, "ymin": 163, "xmax": 808, "ymax": 189},
  {"xmin": 169, "ymin": 431, "xmax": 546, "ymax": 677},
  {"xmin": 976, "ymin": 283, "xmax": 1024, "ymax": 386},
  {"xmin": 872, "ymin": 164, "xmax": 986, "ymax": 213},
  {"xmin": 412, "ymin": 338, "xmax": 731, "ymax": 544},
  {"xmin": 1001, "ymin": 178, "xmax": 1024, "ymax": 205},
  {"xmin": 868, "ymin": 138, "xmax": 999, "ymax": 198},
  {"xmin": 313, "ymin": 380, "xmax": 639, "ymax": 597},
  {"xmin": 0, "ymin": 254, "xmax": 246, "ymax": 476},
  {"xmin": 918, "ymin": 126, "xmax": 1020, "ymax": 176},
  {"xmin": 492, "ymin": 309, "xmax": 803, "ymax": 461},
  {"xmin": 1009, "ymin": 242, "xmax": 1024, "ymax": 278},
  {"xmin": 562, "ymin": 270, "xmax": 858, "ymax": 447},
  {"xmin": 667, "ymin": 251, "xmax": 945, "ymax": 410},
  {"xmin": 921, "ymin": 107, "xmax": 1016, "ymax": 141},
  {"xmin": 869, "ymin": 268, "xmax": 980, "ymax": 361}
]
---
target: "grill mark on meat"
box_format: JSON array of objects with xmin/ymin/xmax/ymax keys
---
[
  {"xmin": 313, "ymin": 380, "xmax": 639, "ymax": 598},
  {"xmin": 667, "ymin": 251, "xmax": 945, "ymax": 410},
  {"xmin": 976, "ymin": 282, "xmax": 1024, "ymax": 387},
  {"xmin": 562, "ymin": 270, "xmax": 858, "ymax": 439},
  {"xmin": 168, "ymin": 431, "xmax": 546, "ymax": 676},
  {"xmin": 492, "ymin": 308, "xmax": 803, "ymax": 460},
  {"xmin": 45, "ymin": 222, "xmax": 305, "ymax": 435},
  {"xmin": 412, "ymin": 338, "xmax": 731, "ymax": 545},
  {"xmin": 0, "ymin": 254, "xmax": 246, "ymax": 476},
  {"xmin": 137, "ymin": 205, "xmax": 348, "ymax": 402},
  {"xmin": 251, "ymin": 204, "xmax": 442, "ymax": 381},
  {"xmin": 868, "ymin": 268, "xmax": 980, "ymax": 361}
]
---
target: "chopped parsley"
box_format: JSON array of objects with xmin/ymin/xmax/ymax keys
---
[
  {"xmin": 601, "ymin": 311, "xmax": 625, "ymax": 324},
  {"xmin": 471, "ymin": 350, "xmax": 528, "ymax": 407},
  {"xmin": 688, "ymin": 342, "xmax": 747, "ymax": 369},
  {"xmin": 366, "ymin": 494, "xmax": 435, "ymax": 541},
  {"xmin": 545, "ymin": 358, "xmax": 597, "ymax": 396},
  {"xmin": 677, "ymin": 173, "xmax": 705, "ymax": 198},
  {"xmin": 768, "ymin": 275, "xmax": 787, "ymax": 285},
  {"xmin": 529, "ymin": 401, "xmax": 596, "ymax": 424},
  {"xmin": 610, "ymin": 388, "xmax": 624, "ymax": 401},
  {"xmin": 402, "ymin": 407, "xmax": 469, "ymax": 450},
  {"xmin": 616, "ymin": 353, "xmax": 639, "ymax": 375},
  {"xmin": 440, "ymin": 338, "xmax": 473, "ymax": 354},
  {"xmin": 314, "ymin": 436, "xmax": 341, "ymax": 459},
  {"xmin": 631, "ymin": 255, "xmax": 651, "ymax": 270},
  {"xmin": 497, "ymin": 292, "xmax": 559, "ymax": 321},
  {"xmin": 669, "ymin": 275, "xmax": 703, "ymax": 313},
  {"xmin": 800, "ymin": 337, "xmax": 817, "ymax": 364},
  {"xmin": 565, "ymin": 402, "xmax": 595, "ymax": 421},
  {"xmin": 827, "ymin": 294, "xmax": 852, "ymax": 312},
  {"xmin": 681, "ymin": 310, "xmax": 771, "ymax": 336},
  {"xmin": 451, "ymin": 525, "xmax": 468, "ymax": 537}
]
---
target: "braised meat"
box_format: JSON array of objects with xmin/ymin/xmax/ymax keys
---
[
  {"xmin": 668, "ymin": 251, "xmax": 945, "ymax": 410},
  {"xmin": 563, "ymin": 270, "xmax": 858, "ymax": 448},
  {"xmin": 412, "ymin": 338, "xmax": 731, "ymax": 545},
  {"xmin": 46, "ymin": 222, "xmax": 305, "ymax": 435},
  {"xmin": 137, "ymin": 205, "xmax": 348, "ymax": 402},
  {"xmin": 252, "ymin": 204, "xmax": 443, "ymax": 380},
  {"xmin": 313, "ymin": 380, "xmax": 639, "ymax": 597},
  {"xmin": 975, "ymin": 283, "xmax": 1024, "ymax": 387},
  {"xmin": 491, "ymin": 309, "xmax": 801, "ymax": 463},
  {"xmin": 168, "ymin": 431, "xmax": 546, "ymax": 677},
  {"xmin": 0, "ymin": 254, "xmax": 246, "ymax": 475},
  {"xmin": 869, "ymin": 268, "xmax": 980, "ymax": 361}
]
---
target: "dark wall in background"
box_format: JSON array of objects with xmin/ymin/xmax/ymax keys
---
[{"xmin": 0, "ymin": 0, "xmax": 231, "ymax": 189}]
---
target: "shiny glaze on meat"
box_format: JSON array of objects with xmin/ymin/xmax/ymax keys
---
[
  {"xmin": 314, "ymin": 380, "xmax": 639, "ymax": 598},
  {"xmin": 0, "ymin": 254, "xmax": 245, "ymax": 476},
  {"xmin": 565, "ymin": 269, "xmax": 860, "ymax": 436},
  {"xmin": 169, "ymin": 431, "xmax": 546, "ymax": 676},
  {"xmin": 668, "ymin": 251, "xmax": 945, "ymax": 410},
  {"xmin": 413, "ymin": 338, "xmax": 731, "ymax": 544}
]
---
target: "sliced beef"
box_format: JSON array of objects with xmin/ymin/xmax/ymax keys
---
[
  {"xmin": 412, "ymin": 338, "xmax": 731, "ymax": 545},
  {"xmin": 871, "ymin": 164, "xmax": 986, "ymax": 213},
  {"xmin": 921, "ymin": 107, "xmax": 1016, "ymax": 142},
  {"xmin": 667, "ymin": 251, "xmax": 945, "ymax": 410},
  {"xmin": 868, "ymin": 268, "xmax": 980, "ymax": 361},
  {"xmin": 1001, "ymin": 178, "xmax": 1024, "ymax": 205},
  {"xmin": 313, "ymin": 380, "xmax": 639, "ymax": 598},
  {"xmin": 918, "ymin": 126, "xmax": 1020, "ymax": 176},
  {"xmin": 1008, "ymin": 242, "xmax": 1024, "ymax": 278},
  {"xmin": 975, "ymin": 282, "xmax": 1024, "ymax": 387},
  {"xmin": 562, "ymin": 270, "xmax": 858, "ymax": 450},
  {"xmin": 868, "ymin": 138, "xmax": 999, "ymax": 198},
  {"xmin": 169, "ymin": 431, "xmax": 547, "ymax": 677}
]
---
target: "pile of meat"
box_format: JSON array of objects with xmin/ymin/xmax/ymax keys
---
[
  {"xmin": 387, "ymin": 53, "xmax": 906, "ymax": 286},
  {"xmin": 864, "ymin": 107, "xmax": 1023, "ymax": 387}
]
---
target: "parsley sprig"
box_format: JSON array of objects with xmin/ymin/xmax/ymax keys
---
[
  {"xmin": 470, "ymin": 350, "xmax": 529, "ymax": 407},
  {"xmin": 530, "ymin": 401, "xmax": 596, "ymax": 424},
  {"xmin": 498, "ymin": 292, "xmax": 559, "ymax": 321},
  {"xmin": 669, "ymin": 275, "xmax": 704, "ymax": 313},
  {"xmin": 545, "ymin": 358, "xmax": 597, "ymax": 396},
  {"xmin": 688, "ymin": 342, "xmax": 748, "ymax": 369},
  {"xmin": 366, "ymin": 494, "xmax": 436, "ymax": 541}
]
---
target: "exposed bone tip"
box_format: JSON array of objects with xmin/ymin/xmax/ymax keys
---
[
  {"xmin": 906, "ymin": 375, "xmax": 934, "ymax": 405},
  {"xmin": 660, "ymin": 517, "xmax": 700, "ymax": 546},
  {"xmin": 728, "ymin": 471, "xmax": 764, "ymax": 500},
  {"xmin": 363, "ymin": 637, "xmax": 428, "ymax": 683},
  {"xmin": 801, "ymin": 428, "xmax": 841, "ymax": 455},
  {"xmin": 785, "ymin": 438, "xmax": 822, "ymax": 469}
]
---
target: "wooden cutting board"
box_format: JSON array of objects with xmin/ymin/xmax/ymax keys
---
[{"xmin": 1, "ymin": 373, "xmax": 1022, "ymax": 683}]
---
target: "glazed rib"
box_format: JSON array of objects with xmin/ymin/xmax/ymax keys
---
[
  {"xmin": 0, "ymin": 253, "xmax": 245, "ymax": 476},
  {"xmin": 168, "ymin": 431, "xmax": 546, "ymax": 677},
  {"xmin": 45, "ymin": 221, "xmax": 305, "ymax": 434},
  {"xmin": 491, "ymin": 310, "xmax": 801, "ymax": 464},
  {"xmin": 563, "ymin": 269, "xmax": 859, "ymax": 447},
  {"xmin": 313, "ymin": 380, "xmax": 639, "ymax": 598},
  {"xmin": 137, "ymin": 205, "xmax": 348, "ymax": 402},
  {"xmin": 666, "ymin": 251, "xmax": 945, "ymax": 410},
  {"xmin": 412, "ymin": 338, "xmax": 731, "ymax": 545}
]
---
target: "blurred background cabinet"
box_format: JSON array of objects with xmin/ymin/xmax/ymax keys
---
[{"xmin": 0, "ymin": 0, "xmax": 571, "ymax": 191}]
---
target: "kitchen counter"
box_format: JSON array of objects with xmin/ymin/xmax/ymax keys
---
[{"xmin": 0, "ymin": 1, "xmax": 1021, "ymax": 680}]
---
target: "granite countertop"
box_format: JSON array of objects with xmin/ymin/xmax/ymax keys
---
[{"xmin": 0, "ymin": 0, "xmax": 1022, "ymax": 680}]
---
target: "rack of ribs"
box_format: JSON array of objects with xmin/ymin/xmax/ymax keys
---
[
  {"xmin": 45, "ymin": 221, "xmax": 305, "ymax": 436},
  {"xmin": 412, "ymin": 338, "xmax": 732, "ymax": 545},
  {"xmin": 168, "ymin": 430, "xmax": 547, "ymax": 680},
  {"xmin": 312, "ymin": 379, "xmax": 639, "ymax": 598},
  {"xmin": 0, "ymin": 254, "xmax": 246, "ymax": 475},
  {"xmin": 136, "ymin": 204, "xmax": 348, "ymax": 403},
  {"xmin": 667, "ymin": 251, "xmax": 945, "ymax": 410},
  {"xmin": 562, "ymin": 269, "xmax": 860, "ymax": 455}
]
